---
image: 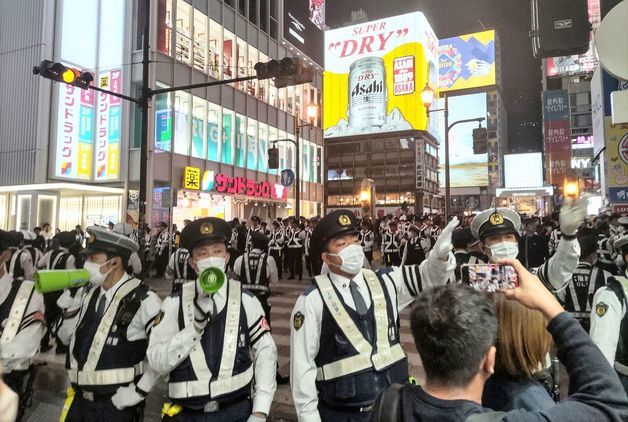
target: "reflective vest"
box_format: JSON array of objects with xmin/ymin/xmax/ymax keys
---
[
  {"xmin": 268, "ymin": 229, "xmax": 283, "ymax": 251},
  {"xmin": 168, "ymin": 280, "xmax": 254, "ymax": 409},
  {"xmin": 313, "ymin": 270, "xmax": 407, "ymax": 408},
  {"xmin": 49, "ymin": 249, "xmax": 71, "ymax": 270},
  {"xmin": 8, "ymin": 249, "xmax": 26, "ymax": 281},
  {"xmin": 240, "ymin": 252, "xmax": 270, "ymax": 297},
  {"xmin": 607, "ymin": 276, "xmax": 628, "ymax": 376},
  {"xmin": 0, "ymin": 280, "xmax": 36, "ymax": 371},
  {"xmin": 382, "ymin": 232, "xmax": 400, "ymax": 253},
  {"xmin": 287, "ymin": 228, "xmax": 303, "ymax": 248},
  {"xmin": 359, "ymin": 230, "xmax": 374, "ymax": 252},
  {"xmin": 67, "ymin": 277, "xmax": 148, "ymax": 393},
  {"xmin": 562, "ymin": 263, "xmax": 611, "ymax": 319}
]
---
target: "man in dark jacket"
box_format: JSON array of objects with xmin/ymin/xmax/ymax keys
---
[
  {"xmin": 371, "ymin": 258, "xmax": 628, "ymax": 421},
  {"xmin": 517, "ymin": 217, "xmax": 549, "ymax": 269}
]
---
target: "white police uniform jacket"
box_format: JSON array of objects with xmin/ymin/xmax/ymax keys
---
[
  {"xmin": 61, "ymin": 274, "xmax": 162, "ymax": 395},
  {"xmin": 590, "ymin": 272, "xmax": 628, "ymax": 377},
  {"xmin": 147, "ymin": 277, "xmax": 277, "ymax": 415},
  {"xmin": 0, "ymin": 269, "xmax": 45, "ymax": 373},
  {"xmin": 290, "ymin": 250, "xmax": 456, "ymax": 422}
]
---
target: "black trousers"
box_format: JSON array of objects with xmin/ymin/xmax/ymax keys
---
[
  {"xmin": 269, "ymin": 249, "xmax": 282, "ymax": 277},
  {"xmin": 42, "ymin": 290, "xmax": 63, "ymax": 347},
  {"xmin": 318, "ymin": 402, "xmax": 372, "ymax": 422},
  {"xmin": 383, "ymin": 251, "xmax": 401, "ymax": 267},
  {"xmin": 65, "ymin": 396, "xmax": 142, "ymax": 422},
  {"xmin": 305, "ymin": 254, "xmax": 312, "ymax": 276},
  {"xmin": 155, "ymin": 251, "xmax": 169, "ymax": 277},
  {"xmin": 310, "ymin": 255, "xmax": 322, "ymax": 277},
  {"xmin": 364, "ymin": 250, "xmax": 373, "ymax": 264},
  {"xmin": 163, "ymin": 399, "xmax": 252, "ymax": 422},
  {"xmin": 286, "ymin": 247, "xmax": 303, "ymax": 279}
]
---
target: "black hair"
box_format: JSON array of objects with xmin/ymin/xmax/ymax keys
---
[
  {"xmin": 106, "ymin": 253, "xmax": 130, "ymax": 273},
  {"xmin": 410, "ymin": 285, "xmax": 497, "ymax": 388}
]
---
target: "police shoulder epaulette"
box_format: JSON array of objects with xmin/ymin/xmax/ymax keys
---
[
  {"xmin": 302, "ymin": 284, "xmax": 317, "ymax": 297},
  {"xmin": 377, "ymin": 266, "xmax": 394, "ymax": 276},
  {"xmin": 607, "ymin": 277, "xmax": 627, "ymax": 306},
  {"xmin": 242, "ymin": 288, "xmax": 255, "ymax": 298}
]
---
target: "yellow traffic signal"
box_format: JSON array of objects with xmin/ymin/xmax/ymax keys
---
[
  {"xmin": 33, "ymin": 60, "xmax": 93, "ymax": 90},
  {"xmin": 62, "ymin": 68, "xmax": 77, "ymax": 83},
  {"xmin": 359, "ymin": 190, "xmax": 369, "ymax": 201},
  {"xmin": 564, "ymin": 179, "xmax": 579, "ymax": 198}
]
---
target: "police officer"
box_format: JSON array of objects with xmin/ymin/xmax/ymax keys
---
[
  {"xmin": 0, "ymin": 229, "xmax": 45, "ymax": 419},
  {"xmin": 38, "ymin": 231, "xmax": 78, "ymax": 353},
  {"xmin": 58, "ymin": 227, "xmax": 162, "ymax": 421},
  {"xmin": 290, "ymin": 210, "xmax": 458, "ymax": 421},
  {"xmin": 285, "ymin": 218, "xmax": 305, "ymax": 280},
  {"xmin": 6, "ymin": 231, "xmax": 35, "ymax": 282},
  {"xmin": 451, "ymin": 227, "xmax": 474, "ymax": 281},
  {"xmin": 400, "ymin": 225, "xmax": 427, "ymax": 266},
  {"xmin": 358, "ymin": 220, "xmax": 375, "ymax": 265},
  {"xmin": 469, "ymin": 198, "xmax": 586, "ymax": 293},
  {"xmin": 233, "ymin": 232, "xmax": 278, "ymax": 323},
  {"xmin": 113, "ymin": 223, "xmax": 143, "ymax": 278},
  {"xmin": 558, "ymin": 232, "xmax": 614, "ymax": 332},
  {"xmin": 268, "ymin": 220, "xmax": 285, "ymax": 279},
  {"xmin": 590, "ymin": 234, "xmax": 628, "ymax": 393},
  {"xmin": 154, "ymin": 222, "xmax": 170, "ymax": 277},
  {"xmin": 246, "ymin": 216, "xmax": 264, "ymax": 253},
  {"xmin": 596, "ymin": 222, "xmax": 620, "ymax": 275},
  {"xmin": 166, "ymin": 246, "xmax": 196, "ymax": 294},
  {"xmin": 304, "ymin": 217, "xmax": 321, "ymax": 277},
  {"xmin": 381, "ymin": 221, "xmax": 401, "ymax": 267},
  {"xmin": 147, "ymin": 217, "xmax": 277, "ymax": 421}
]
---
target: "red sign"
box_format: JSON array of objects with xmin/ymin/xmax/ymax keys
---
[
  {"xmin": 393, "ymin": 56, "xmax": 415, "ymax": 95},
  {"xmin": 215, "ymin": 173, "xmax": 288, "ymax": 201},
  {"xmin": 612, "ymin": 204, "xmax": 628, "ymax": 214}
]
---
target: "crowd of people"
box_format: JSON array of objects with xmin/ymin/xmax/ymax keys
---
[{"xmin": 0, "ymin": 199, "xmax": 628, "ymax": 421}]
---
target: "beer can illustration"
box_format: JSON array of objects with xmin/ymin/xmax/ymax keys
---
[{"xmin": 348, "ymin": 57, "xmax": 387, "ymax": 129}]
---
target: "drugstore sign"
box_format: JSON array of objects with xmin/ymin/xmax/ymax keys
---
[{"xmin": 183, "ymin": 168, "xmax": 288, "ymax": 201}]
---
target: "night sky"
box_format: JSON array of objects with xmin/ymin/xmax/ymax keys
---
[{"xmin": 326, "ymin": 0, "xmax": 544, "ymax": 152}]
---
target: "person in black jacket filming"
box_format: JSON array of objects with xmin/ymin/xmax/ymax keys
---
[{"xmin": 371, "ymin": 258, "xmax": 628, "ymax": 422}]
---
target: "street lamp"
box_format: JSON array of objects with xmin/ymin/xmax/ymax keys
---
[{"xmin": 420, "ymin": 83, "xmax": 486, "ymax": 217}]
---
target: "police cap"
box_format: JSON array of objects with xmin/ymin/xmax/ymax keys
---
[
  {"xmin": 57, "ymin": 231, "xmax": 78, "ymax": 248},
  {"xmin": 614, "ymin": 234, "xmax": 628, "ymax": 255},
  {"xmin": 249, "ymin": 231, "xmax": 269, "ymax": 251},
  {"xmin": 180, "ymin": 217, "xmax": 231, "ymax": 251},
  {"xmin": 84, "ymin": 226, "xmax": 139, "ymax": 260},
  {"xmin": 311, "ymin": 210, "xmax": 359, "ymax": 254},
  {"xmin": 471, "ymin": 208, "xmax": 521, "ymax": 241}
]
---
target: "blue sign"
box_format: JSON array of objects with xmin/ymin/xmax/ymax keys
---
[
  {"xmin": 609, "ymin": 187, "xmax": 628, "ymax": 203},
  {"xmin": 280, "ymin": 169, "xmax": 295, "ymax": 187}
]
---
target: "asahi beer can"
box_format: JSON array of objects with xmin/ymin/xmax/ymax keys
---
[{"xmin": 348, "ymin": 57, "xmax": 387, "ymax": 129}]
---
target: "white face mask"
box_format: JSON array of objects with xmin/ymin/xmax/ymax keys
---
[
  {"xmin": 488, "ymin": 241, "xmax": 519, "ymax": 262},
  {"xmin": 326, "ymin": 244, "xmax": 364, "ymax": 275},
  {"xmin": 196, "ymin": 256, "xmax": 226, "ymax": 275},
  {"xmin": 83, "ymin": 260, "xmax": 113, "ymax": 286}
]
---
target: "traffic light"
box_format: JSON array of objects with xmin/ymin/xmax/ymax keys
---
[
  {"xmin": 472, "ymin": 127, "xmax": 488, "ymax": 154},
  {"xmin": 268, "ymin": 147, "xmax": 279, "ymax": 169},
  {"xmin": 254, "ymin": 57, "xmax": 314, "ymax": 88},
  {"xmin": 564, "ymin": 178, "xmax": 579, "ymax": 199},
  {"xmin": 33, "ymin": 60, "xmax": 94, "ymax": 90}
]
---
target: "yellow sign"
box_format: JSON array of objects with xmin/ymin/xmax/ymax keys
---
[
  {"xmin": 606, "ymin": 118, "xmax": 628, "ymax": 189},
  {"xmin": 184, "ymin": 166, "xmax": 201, "ymax": 190},
  {"xmin": 324, "ymin": 12, "xmax": 439, "ymax": 139}
]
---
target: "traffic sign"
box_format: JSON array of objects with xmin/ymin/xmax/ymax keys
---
[{"xmin": 280, "ymin": 169, "xmax": 295, "ymax": 187}]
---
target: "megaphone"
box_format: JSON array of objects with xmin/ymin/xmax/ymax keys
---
[
  {"xmin": 198, "ymin": 267, "xmax": 225, "ymax": 294},
  {"xmin": 34, "ymin": 269, "xmax": 90, "ymax": 293}
]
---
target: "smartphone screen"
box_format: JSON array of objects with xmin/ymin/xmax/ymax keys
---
[{"xmin": 461, "ymin": 264, "xmax": 518, "ymax": 292}]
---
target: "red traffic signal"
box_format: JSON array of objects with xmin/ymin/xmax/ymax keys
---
[
  {"xmin": 33, "ymin": 60, "xmax": 94, "ymax": 90},
  {"xmin": 268, "ymin": 147, "xmax": 279, "ymax": 169}
]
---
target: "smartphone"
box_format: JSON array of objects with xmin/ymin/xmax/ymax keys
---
[{"xmin": 461, "ymin": 263, "xmax": 518, "ymax": 292}]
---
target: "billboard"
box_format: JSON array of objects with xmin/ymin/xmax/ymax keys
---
[
  {"xmin": 438, "ymin": 93, "xmax": 489, "ymax": 187},
  {"xmin": 438, "ymin": 30, "xmax": 496, "ymax": 92},
  {"xmin": 283, "ymin": 0, "xmax": 325, "ymax": 66},
  {"xmin": 94, "ymin": 70, "xmax": 122, "ymax": 180},
  {"xmin": 504, "ymin": 153, "xmax": 543, "ymax": 188},
  {"xmin": 543, "ymin": 90, "xmax": 572, "ymax": 184},
  {"xmin": 546, "ymin": 0, "xmax": 600, "ymax": 77},
  {"xmin": 606, "ymin": 118, "xmax": 628, "ymax": 199},
  {"xmin": 324, "ymin": 12, "xmax": 439, "ymax": 139}
]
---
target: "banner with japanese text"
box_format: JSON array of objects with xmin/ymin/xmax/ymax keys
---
[
  {"xmin": 94, "ymin": 70, "xmax": 122, "ymax": 180},
  {"xmin": 542, "ymin": 90, "xmax": 572, "ymax": 184}
]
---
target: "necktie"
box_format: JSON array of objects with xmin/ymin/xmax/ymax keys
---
[
  {"xmin": 350, "ymin": 280, "xmax": 368, "ymax": 316},
  {"xmin": 96, "ymin": 292, "xmax": 107, "ymax": 317}
]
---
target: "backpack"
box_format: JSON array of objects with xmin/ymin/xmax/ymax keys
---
[{"xmin": 371, "ymin": 383, "xmax": 507, "ymax": 422}]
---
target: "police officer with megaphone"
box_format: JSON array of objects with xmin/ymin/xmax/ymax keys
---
[{"xmin": 147, "ymin": 217, "xmax": 278, "ymax": 422}]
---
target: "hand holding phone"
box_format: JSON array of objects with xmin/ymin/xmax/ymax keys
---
[{"xmin": 461, "ymin": 263, "xmax": 518, "ymax": 292}]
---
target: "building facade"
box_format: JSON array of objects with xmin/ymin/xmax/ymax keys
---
[{"xmin": 0, "ymin": 0, "xmax": 324, "ymax": 231}]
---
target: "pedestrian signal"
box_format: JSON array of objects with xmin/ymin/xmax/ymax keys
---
[
  {"xmin": 268, "ymin": 148, "xmax": 279, "ymax": 169},
  {"xmin": 33, "ymin": 60, "xmax": 94, "ymax": 90}
]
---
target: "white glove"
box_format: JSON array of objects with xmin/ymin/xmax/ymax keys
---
[
  {"xmin": 193, "ymin": 292, "xmax": 215, "ymax": 333},
  {"xmin": 559, "ymin": 195, "xmax": 589, "ymax": 236},
  {"xmin": 247, "ymin": 414, "xmax": 266, "ymax": 422},
  {"xmin": 431, "ymin": 217, "xmax": 460, "ymax": 259},
  {"xmin": 111, "ymin": 384, "xmax": 144, "ymax": 411}
]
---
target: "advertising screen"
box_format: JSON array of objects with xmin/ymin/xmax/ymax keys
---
[
  {"xmin": 504, "ymin": 153, "xmax": 543, "ymax": 188},
  {"xmin": 546, "ymin": 0, "xmax": 600, "ymax": 77},
  {"xmin": 283, "ymin": 0, "xmax": 325, "ymax": 66},
  {"xmin": 437, "ymin": 93, "xmax": 489, "ymax": 187},
  {"xmin": 439, "ymin": 30, "xmax": 496, "ymax": 92},
  {"xmin": 324, "ymin": 12, "xmax": 439, "ymax": 139}
]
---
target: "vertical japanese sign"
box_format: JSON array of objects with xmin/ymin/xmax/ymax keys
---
[
  {"xmin": 95, "ymin": 70, "xmax": 122, "ymax": 180},
  {"xmin": 155, "ymin": 93, "xmax": 172, "ymax": 151},
  {"xmin": 55, "ymin": 83, "xmax": 94, "ymax": 179},
  {"xmin": 543, "ymin": 90, "xmax": 572, "ymax": 184}
]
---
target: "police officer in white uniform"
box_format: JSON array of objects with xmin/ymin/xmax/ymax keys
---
[
  {"xmin": 469, "ymin": 197, "xmax": 587, "ymax": 293},
  {"xmin": 0, "ymin": 229, "xmax": 45, "ymax": 420},
  {"xmin": 147, "ymin": 217, "xmax": 277, "ymax": 422},
  {"xmin": 290, "ymin": 210, "xmax": 458, "ymax": 421},
  {"xmin": 58, "ymin": 226, "xmax": 163, "ymax": 421},
  {"xmin": 358, "ymin": 220, "xmax": 374, "ymax": 265},
  {"xmin": 268, "ymin": 220, "xmax": 285, "ymax": 278},
  {"xmin": 113, "ymin": 223, "xmax": 143, "ymax": 277},
  {"xmin": 590, "ymin": 234, "xmax": 628, "ymax": 393}
]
